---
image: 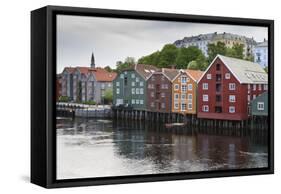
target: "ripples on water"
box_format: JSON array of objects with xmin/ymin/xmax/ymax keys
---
[{"xmin": 56, "ymin": 117, "xmax": 268, "ymax": 179}]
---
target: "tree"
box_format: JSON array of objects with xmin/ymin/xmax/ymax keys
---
[
  {"xmin": 158, "ymin": 44, "xmax": 178, "ymax": 68},
  {"xmin": 138, "ymin": 51, "xmax": 160, "ymax": 65},
  {"xmin": 226, "ymin": 43, "xmax": 244, "ymax": 59},
  {"xmin": 175, "ymin": 46, "xmax": 202, "ymax": 69},
  {"xmin": 103, "ymin": 88, "xmax": 113, "ymax": 104},
  {"xmin": 207, "ymin": 41, "xmax": 227, "ymax": 63},
  {"xmin": 104, "ymin": 65, "xmax": 113, "ymax": 72},
  {"xmin": 116, "ymin": 57, "xmax": 136, "ymax": 72}
]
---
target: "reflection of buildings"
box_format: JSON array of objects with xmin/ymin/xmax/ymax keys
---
[
  {"xmin": 254, "ymin": 40, "xmax": 268, "ymax": 68},
  {"xmin": 196, "ymin": 134, "xmax": 249, "ymax": 168},
  {"xmin": 60, "ymin": 53, "xmax": 117, "ymax": 103},
  {"xmin": 174, "ymin": 32, "xmax": 257, "ymax": 57}
]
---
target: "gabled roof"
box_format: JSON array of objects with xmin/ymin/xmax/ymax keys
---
[
  {"xmin": 162, "ymin": 68, "xmax": 179, "ymax": 81},
  {"xmin": 135, "ymin": 64, "xmax": 159, "ymax": 80},
  {"xmin": 198, "ymin": 55, "xmax": 268, "ymax": 84},
  {"xmin": 186, "ymin": 69, "xmax": 204, "ymax": 82},
  {"xmin": 89, "ymin": 68, "xmax": 117, "ymax": 82},
  {"xmin": 62, "ymin": 66, "xmax": 116, "ymax": 82}
]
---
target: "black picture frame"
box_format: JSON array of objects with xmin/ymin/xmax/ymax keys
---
[{"xmin": 31, "ymin": 5, "xmax": 274, "ymax": 188}]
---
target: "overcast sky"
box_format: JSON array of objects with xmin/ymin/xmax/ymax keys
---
[{"xmin": 57, "ymin": 15, "xmax": 268, "ymax": 73}]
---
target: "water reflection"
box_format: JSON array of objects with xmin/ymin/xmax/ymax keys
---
[{"xmin": 56, "ymin": 117, "xmax": 268, "ymax": 179}]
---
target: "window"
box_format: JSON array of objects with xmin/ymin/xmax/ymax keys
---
[
  {"xmin": 188, "ymin": 103, "xmax": 192, "ymax": 110},
  {"xmin": 174, "ymin": 102, "xmax": 179, "ymax": 109},
  {"xmin": 258, "ymin": 84, "xmax": 262, "ymax": 91},
  {"xmin": 229, "ymin": 106, "xmax": 235, "ymax": 113},
  {"xmin": 161, "ymin": 103, "xmax": 165, "ymax": 109},
  {"xmin": 181, "ymin": 103, "xmax": 187, "ymax": 111},
  {"xmin": 161, "ymin": 92, "xmax": 165, "ymax": 98},
  {"xmin": 264, "ymin": 84, "xmax": 268, "ymax": 90},
  {"xmin": 248, "ymin": 84, "xmax": 251, "ymax": 90},
  {"xmin": 181, "ymin": 94, "xmax": 186, "ymax": 100},
  {"xmin": 215, "ymin": 106, "xmax": 222, "ymax": 113},
  {"xmin": 124, "ymin": 77, "xmax": 128, "ymax": 86},
  {"xmin": 116, "ymin": 88, "xmax": 120, "ymax": 94},
  {"xmin": 151, "ymin": 76, "xmax": 155, "ymax": 81},
  {"xmin": 151, "ymin": 92, "xmax": 155, "ymax": 97},
  {"xmin": 148, "ymin": 84, "xmax": 154, "ymax": 89},
  {"xmin": 132, "ymin": 82, "xmax": 135, "ymax": 86},
  {"xmin": 229, "ymin": 95, "xmax": 236, "ymax": 102},
  {"xmin": 116, "ymin": 99, "xmax": 123, "ymax": 105},
  {"xmin": 203, "ymin": 95, "xmax": 209, "ymax": 102},
  {"xmin": 136, "ymin": 77, "xmax": 139, "ymax": 82},
  {"xmin": 181, "ymin": 85, "xmax": 187, "ymax": 92},
  {"xmin": 132, "ymin": 88, "xmax": 135, "ymax": 94},
  {"xmin": 253, "ymin": 94, "xmax": 256, "ymax": 99},
  {"xmin": 140, "ymin": 88, "xmax": 144, "ymax": 94},
  {"xmin": 225, "ymin": 73, "xmax": 231, "ymax": 79},
  {"xmin": 229, "ymin": 83, "xmax": 236, "ymax": 90},
  {"xmin": 216, "ymin": 83, "xmax": 222, "ymax": 92},
  {"xmin": 253, "ymin": 84, "xmax": 256, "ymax": 91},
  {"xmin": 207, "ymin": 74, "xmax": 212, "ymax": 79},
  {"xmin": 188, "ymin": 94, "xmax": 192, "ymax": 102},
  {"xmin": 188, "ymin": 84, "xmax": 192, "ymax": 91},
  {"xmin": 150, "ymin": 102, "xmax": 155, "ymax": 107},
  {"xmin": 202, "ymin": 105, "xmax": 209, "ymax": 112},
  {"xmin": 216, "ymin": 95, "xmax": 221, "ymax": 102},
  {"xmin": 136, "ymin": 99, "xmax": 140, "ymax": 104},
  {"xmin": 216, "ymin": 63, "xmax": 221, "ymax": 71},
  {"xmin": 140, "ymin": 100, "xmax": 144, "ymax": 105},
  {"xmin": 203, "ymin": 83, "xmax": 208, "ymax": 90},
  {"xmin": 140, "ymin": 81, "xmax": 144, "ymax": 86},
  {"xmin": 248, "ymin": 95, "xmax": 251, "ymax": 101},
  {"xmin": 161, "ymin": 75, "xmax": 165, "ymax": 81},
  {"xmin": 174, "ymin": 93, "xmax": 179, "ymax": 100},
  {"xmin": 181, "ymin": 76, "xmax": 187, "ymax": 83},
  {"xmin": 174, "ymin": 84, "xmax": 179, "ymax": 90},
  {"xmin": 131, "ymin": 73, "xmax": 135, "ymax": 78},
  {"xmin": 131, "ymin": 99, "xmax": 135, "ymax": 104},
  {"xmin": 216, "ymin": 74, "xmax": 222, "ymax": 81},
  {"xmin": 108, "ymin": 83, "xmax": 111, "ymax": 87},
  {"xmin": 116, "ymin": 82, "xmax": 120, "ymax": 87},
  {"xmin": 136, "ymin": 88, "xmax": 140, "ymax": 94},
  {"xmin": 120, "ymin": 74, "xmax": 124, "ymax": 79},
  {"xmin": 257, "ymin": 102, "xmax": 264, "ymax": 110}
]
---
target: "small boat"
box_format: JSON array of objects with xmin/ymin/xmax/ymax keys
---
[{"xmin": 165, "ymin": 123, "xmax": 186, "ymax": 128}]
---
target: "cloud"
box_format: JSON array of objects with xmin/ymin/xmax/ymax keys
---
[{"xmin": 57, "ymin": 15, "xmax": 268, "ymax": 73}]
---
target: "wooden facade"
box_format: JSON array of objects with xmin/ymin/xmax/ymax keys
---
[
  {"xmin": 146, "ymin": 69, "xmax": 179, "ymax": 113},
  {"xmin": 113, "ymin": 64, "xmax": 158, "ymax": 110},
  {"xmin": 250, "ymin": 91, "xmax": 268, "ymax": 116},
  {"xmin": 197, "ymin": 55, "xmax": 268, "ymax": 121},
  {"xmin": 172, "ymin": 69, "xmax": 203, "ymax": 114}
]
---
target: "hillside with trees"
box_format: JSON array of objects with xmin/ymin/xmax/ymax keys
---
[{"xmin": 115, "ymin": 41, "xmax": 253, "ymax": 72}]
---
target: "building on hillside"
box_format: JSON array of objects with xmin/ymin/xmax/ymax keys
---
[
  {"xmin": 254, "ymin": 40, "xmax": 268, "ymax": 68},
  {"xmin": 146, "ymin": 68, "xmax": 179, "ymax": 113},
  {"xmin": 173, "ymin": 32, "xmax": 257, "ymax": 57},
  {"xmin": 113, "ymin": 64, "xmax": 158, "ymax": 110},
  {"xmin": 250, "ymin": 91, "xmax": 268, "ymax": 116},
  {"xmin": 172, "ymin": 69, "xmax": 203, "ymax": 114},
  {"xmin": 197, "ymin": 55, "xmax": 268, "ymax": 121}
]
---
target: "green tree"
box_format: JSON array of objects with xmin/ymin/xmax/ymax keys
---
[
  {"xmin": 158, "ymin": 44, "xmax": 178, "ymax": 68},
  {"xmin": 226, "ymin": 43, "xmax": 244, "ymax": 59},
  {"xmin": 207, "ymin": 41, "xmax": 227, "ymax": 63},
  {"xmin": 103, "ymin": 88, "xmax": 113, "ymax": 104},
  {"xmin": 175, "ymin": 46, "xmax": 204, "ymax": 69},
  {"xmin": 138, "ymin": 51, "xmax": 160, "ymax": 65},
  {"xmin": 104, "ymin": 65, "xmax": 113, "ymax": 72},
  {"xmin": 116, "ymin": 57, "xmax": 136, "ymax": 72}
]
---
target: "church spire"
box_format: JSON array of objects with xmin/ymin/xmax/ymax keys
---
[{"xmin": 91, "ymin": 52, "xmax": 95, "ymax": 68}]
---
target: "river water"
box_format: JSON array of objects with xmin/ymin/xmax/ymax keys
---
[{"xmin": 56, "ymin": 117, "xmax": 268, "ymax": 180}]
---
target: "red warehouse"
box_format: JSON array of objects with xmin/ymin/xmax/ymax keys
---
[{"xmin": 197, "ymin": 55, "xmax": 268, "ymax": 121}]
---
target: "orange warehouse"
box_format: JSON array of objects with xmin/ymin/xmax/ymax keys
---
[{"xmin": 172, "ymin": 69, "xmax": 203, "ymax": 114}]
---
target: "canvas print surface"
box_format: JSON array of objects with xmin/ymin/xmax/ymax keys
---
[{"xmin": 56, "ymin": 15, "xmax": 269, "ymax": 180}]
